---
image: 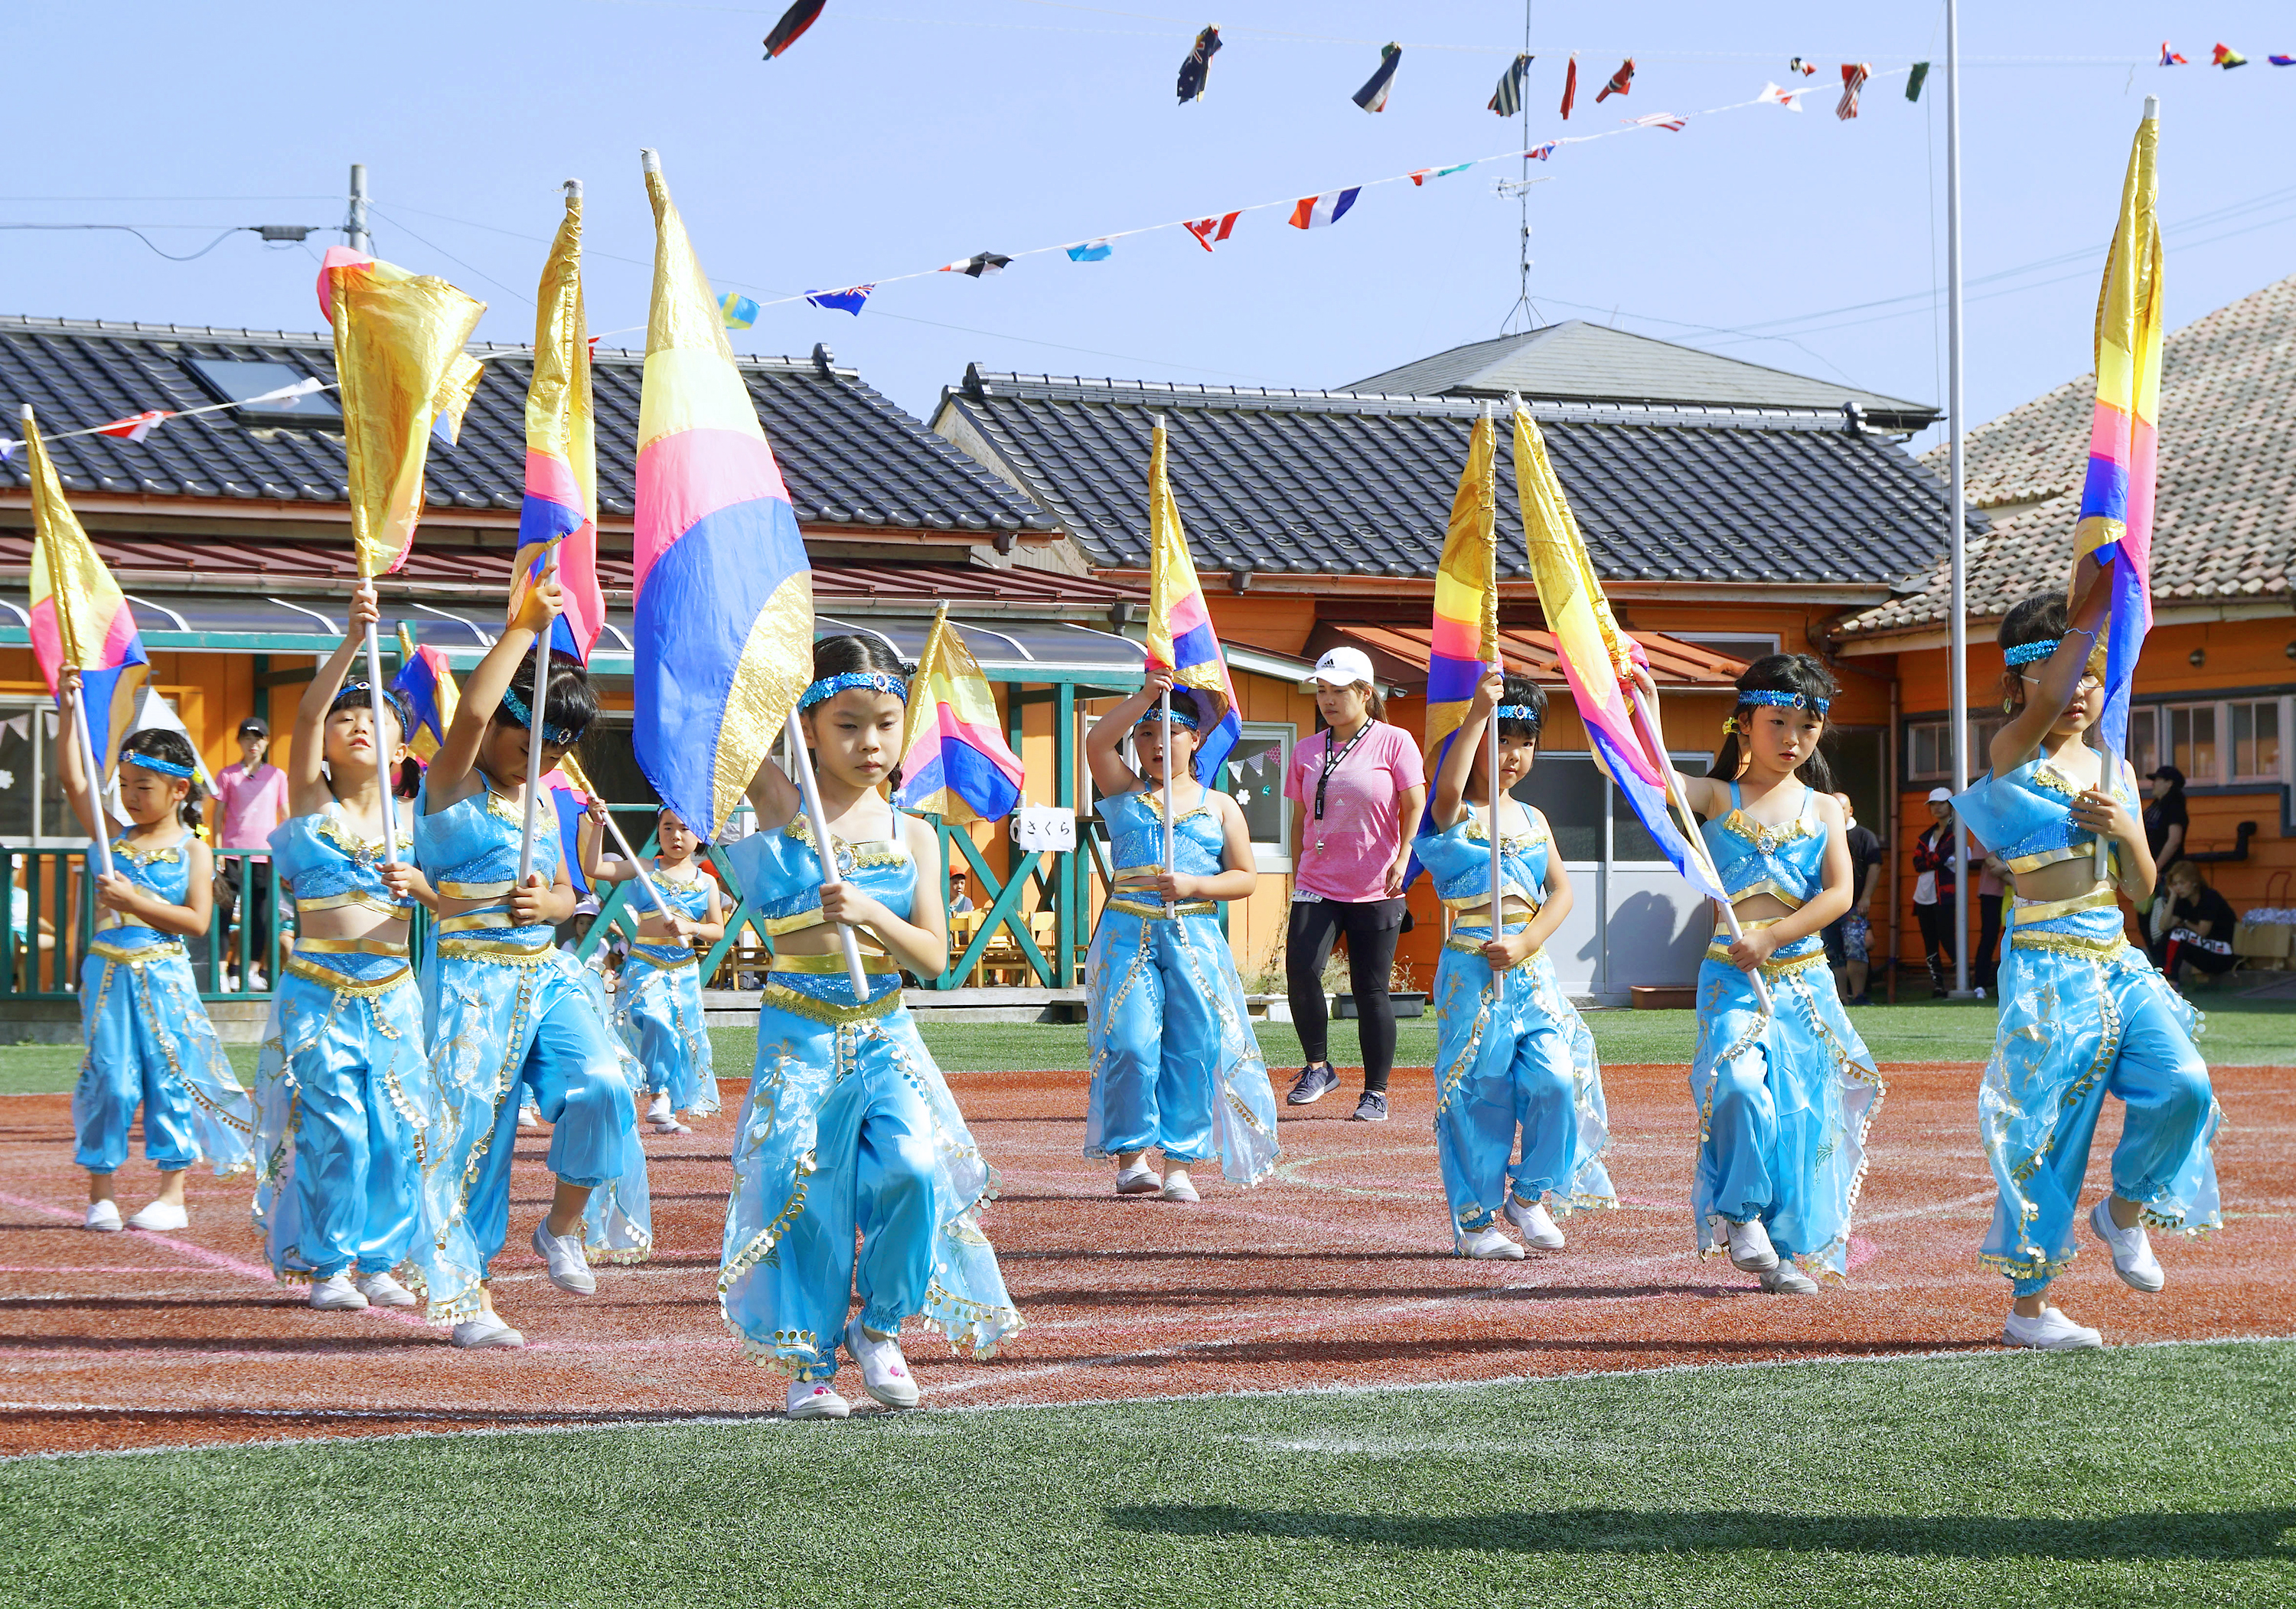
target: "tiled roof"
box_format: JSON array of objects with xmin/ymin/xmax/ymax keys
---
[
  {"xmin": 938, "ymin": 368, "xmax": 1964, "ymax": 586},
  {"xmin": 1320, "ymin": 622, "xmax": 1748, "ymax": 693},
  {"xmin": 1343, "ymin": 321, "xmax": 1936, "ymax": 429},
  {"xmin": 1838, "ymin": 273, "xmax": 2296, "ymax": 639},
  {"xmin": 0, "ymin": 315, "xmax": 1052, "ymax": 532}
]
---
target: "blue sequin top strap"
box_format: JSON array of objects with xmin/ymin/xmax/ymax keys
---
[{"xmin": 1701, "ymin": 781, "xmax": 1827, "ymax": 908}]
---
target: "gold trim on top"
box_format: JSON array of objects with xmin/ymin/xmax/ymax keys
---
[
  {"xmin": 2011, "ymin": 929, "xmax": 2131, "ymax": 960},
  {"xmin": 295, "ymin": 889, "xmax": 411, "ymax": 917},
  {"xmin": 1722, "ymin": 878, "xmax": 1805, "ymax": 912},
  {"xmin": 436, "ymin": 909, "xmax": 519, "ymax": 935},
  {"xmin": 88, "ymin": 938, "xmax": 184, "ymax": 965},
  {"xmin": 435, "ymin": 936, "xmax": 556, "ymax": 964},
  {"xmin": 628, "ymin": 947, "xmax": 700, "ymax": 971},
  {"xmin": 1107, "ymin": 897, "xmax": 1216, "ymax": 921},
  {"xmin": 1721, "ymin": 808, "xmax": 1812, "ymax": 852},
  {"xmin": 770, "ymin": 951, "xmax": 899, "ymax": 977},
  {"xmin": 285, "ymin": 955, "xmax": 412, "ymax": 997},
  {"xmin": 2009, "ymin": 886, "xmax": 2118, "ymax": 926},
  {"xmin": 2004, "ymin": 842, "xmax": 2106, "ymax": 875},
  {"xmin": 758, "ymin": 981, "xmax": 902, "ymax": 1026},
  {"xmin": 437, "ymin": 879, "xmax": 515, "ymax": 900},
  {"xmin": 292, "ymin": 935, "xmax": 411, "ymax": 958}
]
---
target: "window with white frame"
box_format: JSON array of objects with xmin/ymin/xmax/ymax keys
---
[
  {"xmin": 1222, "ymin": 722, "xmax": 1293, "ymax": 870},
  {"xmin": 0, "ymin": 699, "xmax": 76, "ymax": 845},
  {"xmin": 1906, "ymin": 716, "xmax": 2004, "ymax": 782},
  {"xmin": 2230, "ymin": 699, "xmax": 2284, "ymax": 783}
]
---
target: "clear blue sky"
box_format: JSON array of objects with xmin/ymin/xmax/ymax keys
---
[{"xmin": 5, "ymin": 2, "xmax": 2292, "ymax": 447}]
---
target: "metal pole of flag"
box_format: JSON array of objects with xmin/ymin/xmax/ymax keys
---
[
  {"xmin": 1486, "ymin": 403, "xmax": 1505, "ymax": 1004},
  {"xmin": 1944, "ymin": 0, "xmax": 1973, "ymax": 998},
  {"xmin": 519, "ymin": 177, "xmax": 582, "ymax": 891},
  {"xmin": 362, "ymin": 621, "xmax": 400, "ymax": 866},
  {"xmin": 591, "ymin": 800, "xmax": 673, "ymax": 919},
  {"xmin": 1156, "ymin": 412, "xmax": 1178, "ymax": 922},
  {"xmin": 786, "ymin": 707, "xmax": 872, "ymax": 1000},
  {"xmin": 68, "ymin": 684, "xmax": 115, "ymax": 883},
  {"xmin": 1628, "ymin": 694, "xmax": 1773, "ymax": 1015}
]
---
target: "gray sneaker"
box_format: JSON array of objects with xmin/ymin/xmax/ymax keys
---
[
  {"xmin": 1287, "ymin": 1063, "xmax": 1340, "ymax": 1105},
  {"xmin": 1349, "ymin": 1091, "xmax": 1388, "ymax": 1123}
]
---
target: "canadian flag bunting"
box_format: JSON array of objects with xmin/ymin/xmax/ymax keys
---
[{"xmin": 1184, "ymin": 211, "xmax": 1241, "ymax": 252}]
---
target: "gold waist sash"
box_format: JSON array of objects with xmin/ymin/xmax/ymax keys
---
[
  {"xmin": 435, "ymin": 936, "xmax": 556, "ymax": 964},
  {"xmin": 2009, "ymin": 885, "xmax": 2119, "ymax": 926},
  {"xmin": 293, "ymin": 934, "xmax": 411, "ymax": 958},
  {"xmin": 285, "ymin": 955, "xmax": 411, "ymax": 997},
  {"xmin": 88, "ymin": 938, "xmax": 183, "ymax": 965},
  {"xmin": 758, "ymin": 980, "xmax": 904, "ymax": 1026},
  {"xmin": 1107, "ymin": 896, "xmax": 1216, "ymax": 920},
  {"xmin": 436, "ymin": 906, "xmax": 521, "ymax": 934},
  {"xmin": 629, "ymin": 948, "xmax": 699, "ymax": 971},
  {"xmin": 436, "ymin": 879, "xmax": 515, "ymax": 900},
  {"xmin": 1444, "ymin": 933, "xmax": 1543, "ymax": 961},
  {"xmin": 2006, "ymin": 842, "xmax": 2120, "ymax": 876},
  {"xmin": 769, "ymin": 950, "xmax": 899, "ymax": 977},
  {"xmin": 295, "ymin": 890, "xmax": 411, "ymax": 918}
]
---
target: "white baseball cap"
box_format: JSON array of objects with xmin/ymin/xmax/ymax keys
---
[
  {"xmin": 1926, "ymin": 786, "xmax": 1954, "ymax": 804},
  {"xmin": 1310, "ymin": 646, "xmax": 1377, "ymax": 687}
]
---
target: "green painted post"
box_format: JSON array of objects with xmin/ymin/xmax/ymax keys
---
[{"xmin": 1054, "ymin": 680, "xmax": 1075, "ymax": 986}]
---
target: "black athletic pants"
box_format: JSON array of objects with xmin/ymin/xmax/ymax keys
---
[{"xmin": 1285, "ymin": 896, "xmax": 1405, "ymax": 1094}]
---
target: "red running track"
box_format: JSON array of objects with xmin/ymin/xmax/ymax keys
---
[{"xmin": 1, "ymin": 1061, "xmax": 2288, "ymax": 1456}]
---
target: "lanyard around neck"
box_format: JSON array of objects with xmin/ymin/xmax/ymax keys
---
[{"xmin": 1313, "ymin": 721, "xmax": 1375, "ymax": 823}]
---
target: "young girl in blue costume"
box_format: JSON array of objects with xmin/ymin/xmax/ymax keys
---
[
  {"xmin": 582, "ymin": 803, "xmax": 723, "ymax": 1135},
  {"xmin": 1958, "ymin": 586, "xmax": 2221, "ymax": 1351},
  {"xmin": 719, "ymin": 635, "xmax": 1020, "ymax": 1421},
  {"xmin": 57, "ymin": 678, "xmax": 255, "ymax": 1232},
  {"xmin": 1079, "ymin": 672, "xmax": 1281, "ymax": 1202},
  {"xmin": 1629, "ymin": 655, "xmax": 1883, "ymax": 1295},
  {"xmin": 249, "ymin": 586, "xmax": 438, "ymax": 1310},
  {"xmin": 413, "ymin": 583, "xmax": 650, "ymax": 1350},
  {"xmin": 1414, "ymin": 671, "xmax": 1613, "ymax": 1260}
]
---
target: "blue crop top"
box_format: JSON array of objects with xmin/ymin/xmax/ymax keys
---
[
  {"xmin": 628, "ymin": 867, "xmax": 714, "ymax": 965},
  {"xmin": 1412, "ymin": 801, "xmax": 1550, "ymax": 915},
  {"xmin": 411, "ymin": 782, "xmax": 563, "ymax": 949},
  {"xmin": 272, "ymin": 802, "xmax": 418, "ymax": 981},
  {"xmin": 1100, "ymin": 789, "xmax": 1228, "ymax": 882},
  {"xmin": 1701, "ymin": 782, "xmax": 1828, "ymax": 909},
  {"xmin": 1952, "ymin": 750, "xmax": 2135, "ymax": 882},
  {"xmin": 721, "ymin": 808, "xmax": 918, "ymax": 945},
  {"xmin": 93, "ymin": 831, "xmax": 194, "ymax": 951}
]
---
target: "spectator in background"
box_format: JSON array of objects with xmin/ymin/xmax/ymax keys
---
[
  {"xmin": 2156, "ymin": 861, "xmax": 2239, "ymax": 990},
  {"xmin": 2142, "ymin": 764, "xmax": 2190, "ymax": 949},
  {"xmin": 1910, "ymin": 788, "xmax": 1961, "ymax": 998},
  {"xmin": 1823, "ymin": 791, "xmax": 1883, "ymax": 1007},
  {"xmin": 949, "ymin": 867, "xmax": 976, "ymax": 915},
  {"xmin": 210, "ymin": 716, "xmax": 288, "ymax": 991}
]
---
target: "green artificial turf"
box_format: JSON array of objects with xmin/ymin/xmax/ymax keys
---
[
  {"xmin": 3, "ymin": 1341, "xmax": 2291, "ymax": 1607},
  {"xmin": 2, "ymin": 991, "xmax": 2288, "ymax": 1096}
]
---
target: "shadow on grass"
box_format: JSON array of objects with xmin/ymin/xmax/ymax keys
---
[{"xmin": 1105, "ymin": 1503, "xmax": 2296, "ymax": 1559}]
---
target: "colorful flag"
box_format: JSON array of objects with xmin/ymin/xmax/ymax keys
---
[
  {"xmin": 1184, "ymin": 211, "xmax": 1240, "ymax": 249},
  {"xmin": 1629, "ymin": 113, "xmax": 1686, "ymax": 131},
  {"xmin": 315, "ymin": 246, "xmax": 486, "ymax": 579},
  {"xmin": 21, "ymin": 406, "xmax": 148, "ymax": 784},
  {"xmin": 1065, "ymin": 239, "xmax": 1114, "ymax": 263},
  {"xmin": 1837, "ymin": 62, "xmax": 1870, "ymax": 120},
  {"xmin": 2072, "ymin": 106, "xmax": 2165, "ymax": 769},
  {"xmin": 1352, "ymin": 42, "xmax": 1402, "ymax": 113},
  {"xmin": 1289, "ymin": 188, "xmax": 1360, "ymax": 230},
  {"xmin": 1420, "ymin": 411, "xmax": 1500, "ymax": 814},
  {"xmin": 718, "ymin": 292, "xmax": 759, "ymax": 329},
  {"xmin": 2160, "ymin": 43, "xmax": 2187, "ymax": 65},
  {"xmin": 762, "ymin": 0, "xmax": 825, "ymax": 58},
  {"xmin": 2213, "ymin": 43, "xmax": 2247, "ymax": 68},
  {"xmin": 1525, "ymin": 143, "xmax": 1556, "ymax": 160},
  {"xmin": 536, "ymin": 765, "xmax": 591, "ymax": 894},
  {"xmin": 1408, "ymin": 162, "xmax": 1476, "ymax": 184},
  {"xmin": 510, "ymin": 184, "xmax": 605, "ymax": 665},
  {"xmin": 1489, "ymin": 52, "xmax": 1531, "ymax": 116},
  {"xmin": 390, "ymin": 623, "xmax": 459, "ymax": 760},
  {"xmin": 1906, "ymin": 61, "xmax": 1931, "ymax": 100},
  {"xmin": 1595, "ymin": 57, "xmax": 1634, "ymax": 102},
  {"xmin": 96, "ymin": 410, "xmax": 170, "ymax": 442},
  {"xmin": 2272, "ymin": 55, "xmax": 2295, "ymax": 67},
  {"xmin": 1759, "ymin": 82, "xmax": 1806, "ymax": 112},
  {"xmin": 806, "ymin": 284, "xmax": 873, "ymax": 314},
  {"xmin": 943, "ymin": 252, "xmax": 1012, "ymax": 277},
  {"xmin": 1512, "ymin": 404, "xmax": 1724, "ymax": 902},
  {"xmin": 1143, "ymin": 419, "xmax": 1241, "ymax": 782},
  {"xmin": 1177, "ymin": 24, "xmax": 1221, "ymax": 104},
  {"xmin": 634, "ymin": 150, "xmax": 815, "ymax": 840},
  {"xmin": 1560, "ymin": 54, "xmax": 1577, "ymax": 118},
  {"xmin": 1789, "ymin": 57, "xmax": 1818, "ymax": 77},
  {"xmin": 895, "ymin": 604, "xmax": 1026, "ymax": 824}
]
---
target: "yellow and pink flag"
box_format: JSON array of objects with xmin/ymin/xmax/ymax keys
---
[
  {"xmin": 509, "ymin": 184, "xmax": 606, "ymax": 662},
  {"xmin": 315, "ymin": 247, "xmax": 486, "ymax": 579},
  {"xmin": 1422, "ymin": 410, "xmax": 1502, "ymax": 784},
  {"xmin": 2073, "ymin": 105, "xmax": 2164, "ymax": 762},
  {"xmin": 1143, "ymin": 419, "xmax": 1241, "ymax": 782},
  {"xmin": 21, "ymin": 406, "xmax": 148, "ymax": 782},
  {"xmin": 896, "ymin": 605, "xmax": 1026, "ymax": 823},
  {"xmin": 1513, "ymin": 404, "xmax": 1724, "ymax": 902}
]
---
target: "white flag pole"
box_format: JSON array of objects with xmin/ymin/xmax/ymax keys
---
[
  {"xmin": 787, "ymin": 707, "xmax": 872, "ymax": 1000},
  {"xmin": 592, "ymin": 802, "xmax": 673, "ymax": 919},
  {"xmin": 68, "ymin": 681, "xmax": 115, "ymax": 883},
  {"xmin": 362, "ymin": 620, "xmax": 400, "ymax": 866},
  {"xmin": 1161, "ymin": 687, "xmax": 1178, "ymax": 921},
  {"xmin": 1627, "ymin": 692, "xmax": 1772, "ymax": 1015}
]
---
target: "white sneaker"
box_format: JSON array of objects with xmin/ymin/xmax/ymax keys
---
[
  {"xmin": 1455, "ymin": 1223, "xmax": 1525, "ymax": 1261},
  {"xmin": 786, "ymin": 1379, "xmax": 852, "ymax": 1421},
  {"xmin": 1726, "ymin": 1217, "xmax": 1779, "ymax": 1272},
  {"xmin": 452, "ymin": 1313, "xmax": 526, "ymax": 1350},
  {"xmin": 516, "ymin": 1106, "xmax": 540, "ymax": 1131},
  {"xmin": 1505, "ymin": 1196, "xmax": 1566, "ymax": 1250},
  {"xmin": 1115, "ymin": 1160, "xmax": 1163, "ymax": 1196},
  {"xmin": 356, "ymin": 1271, "xmax": 419, "ymax": 1309},
  {"xmin": 2089, "ymin": 1198, "xmax": 2165, "ymax": 1293},
  {"xmin": 246, "ymin": 968, "xmax": 268, "ymax": 993},
  {"xmin": 84, "ymin": 1201, "xmax": 122, "ymax": 1232},
  {"xmin": 2002, "ymin": 1304, "xmax": 2102, "ymax": 1351},
  {"xmin": 126, "ymin": 1199, "xmax": 188, "ymax": 1232},
  {"xmin": 1159, "ymin": 1167, "xmax": 1200, "ymax": 1203},
  {"xmin": 1760, "ymin": 1264, "xmax": 1820, "ymax": 1296},
  {"xmin": 308, "ymin": 1272, "xmax": 369, "ymax": 1311},
  {"xmin": 529, "ymin": 1220, "xmax": 597, "ymax": 1295},
  {"xmin": 844, "ymin": 1316, "xmax": 921, "ymax": 1408},
  {"xmin": 645, "ymin": 1092, "xmax": 673, "ymax": 1126},
  {"xmin": 652, "ymin": 1114, "xmax": 693, "ymax": 1135}
]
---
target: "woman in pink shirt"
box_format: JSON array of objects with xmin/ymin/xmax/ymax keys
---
[
  {"xmin": 1283, "ymin": 648, "xmax": 1426, "ymax": 1123},
  {"xmin": 212, "ymin": 716, "xmax": 289, "ymax": 990}
]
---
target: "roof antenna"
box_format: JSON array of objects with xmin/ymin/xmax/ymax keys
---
[{"xmin": 1495, "ymin": 0, "xmax": 1540, "ymax": 336}]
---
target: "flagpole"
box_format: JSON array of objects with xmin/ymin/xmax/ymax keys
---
[
  {"xmin": 592, "ymin": 800, "xmax": 673, "ymax": 919},
  {"xmin": 68, "ymin": 680, "xmax": 115, "ymax": 883},
  {"xmin": 1484, "ymin": 403, "xmax": 1505, "ymax": 1003},
  {"xmin": 787, "ymin": 707, "xmax": 872, "ymax": 1000},
  {"xmin": 517, "ymin": 626, "xmax": 552, "ymax": 886},
  {"xmin": 1945, "ymin": 0, "xmax": 1972, "ymax": 997},
  {"xmin": 1156, "ymin": 411, "xmax": 1177, "ymax": 922}
]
